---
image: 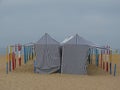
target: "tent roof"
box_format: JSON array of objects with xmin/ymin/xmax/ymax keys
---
[
  {"xmin": 36, "ymin": 33, "xmax": 60, "ymax": 45},
  {"xmin": 61, "ymin": 34, "xmax": 96, "ymax": 47},
  {"xmin": 61, "ymin": 36, "xmax": 74, "ymax": 44}
]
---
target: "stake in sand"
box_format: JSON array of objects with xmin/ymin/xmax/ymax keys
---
[
  {"xmin": 18, "ymin": 44, "xmax": 22, "ymax": 66},
  {"xmin": 6, "ymin": 46, "xmax": 9, "ymax": 74}
]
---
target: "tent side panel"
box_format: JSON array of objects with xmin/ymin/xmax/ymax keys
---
[
  {"xmin": 61, "ymin": 45, "xmax": 89, "ymax": 74},
  {"xmin": 34, "ymin": 44, "xmax": 61, "ymax": 74}
]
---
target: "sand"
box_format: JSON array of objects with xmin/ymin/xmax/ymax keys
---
[{"xmin": 0, "ymin": 55, "xmax": 120, "ymax": 90}]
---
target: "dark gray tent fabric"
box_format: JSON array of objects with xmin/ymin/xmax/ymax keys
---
[
  {"xmin": 34, "ymin": 33, "xmax": 60, "ymax": 74},
  {"xmin": 61, "ymin": 45, "xmax": 89, "ymax": 74},
  {"xmin": 61, "ymin": 34, "xmax": 94, "ymax": 75}
]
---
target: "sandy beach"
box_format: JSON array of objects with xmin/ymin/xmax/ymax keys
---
[{"xmin": 0, "ymin": 55, "xmax": 120, "ymax": 90}]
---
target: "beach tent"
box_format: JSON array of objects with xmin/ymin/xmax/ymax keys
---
[
  {"xmin": 34, "ymin": 33, "xmax": 61, "ymax": 74},
  {"xmin": 61, "ymin": 34, "xmax": 95, "ymax": 75}
]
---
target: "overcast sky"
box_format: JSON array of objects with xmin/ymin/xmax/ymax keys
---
[{"xmin": 0, "ymin": 0, "xmax": 120, "ymax": 48}]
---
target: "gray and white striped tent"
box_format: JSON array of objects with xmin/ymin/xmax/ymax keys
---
[
  {"xmin": 34, "ymin": 33, "xmax": 61, "ymax": 74},
  {"xmin": 61, "ymin": 34, "xmax": 95, "ymax": 75}
]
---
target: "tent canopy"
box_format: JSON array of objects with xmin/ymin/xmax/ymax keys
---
[
  {"xmin": 61, "ymin": 34, "xmax": 96, "ymax": 47},
  {"xmin": 36, "ymin": 33, "xmax": 60, "ymax": 45}
]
